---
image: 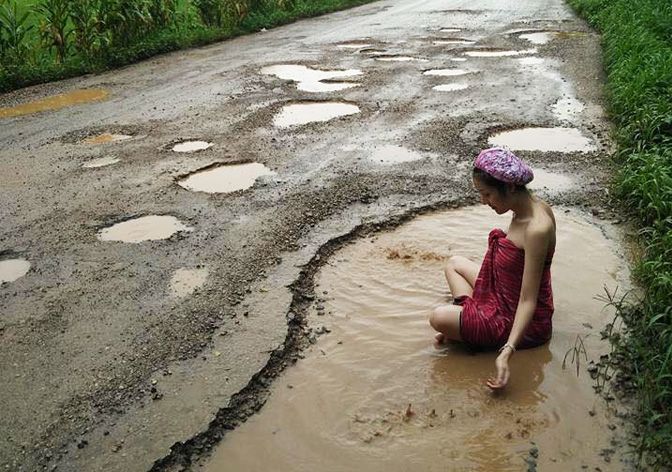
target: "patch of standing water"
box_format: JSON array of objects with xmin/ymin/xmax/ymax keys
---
[
  {"xmin": 82, "ymin": 133, "xmax": 133, "ymax": 145},
  {"xmin": 98, "ymin": 215, "xmax": 192, "ymax": 243},
  {"xmin": 201, "ymin": 206, "xmax": 628, "ymax": 472},
  {"xmin": 169, "ymin": 267, "xmax": 209, "ymax": 298},
  {"xmin": 369, "ymin": 145, "xmax": 425, "ymax": 164},
  {"xmin": 0, "ymin": 89, "xmax": 108, "ymax": 119},
  {"xmin": 0, "ymin": 259, "xmax": 30, "ymax": 284},
  {"xmin": 261, "ymin": 65, "xmax": 362, "ymax": 93},
  {"xmin": 374, "ymin": 56, "xmax": 417, "ymax": 62},
  {"xmin": 488, "ymin": 127, "xmax": 596, "ymax": 152},
  {"xmin": 450, "ymin": 57, "xmax": 467, "ymax": 62},
  {"xmin": 177, "ymin": 163, "xmax": 275, "ymax": 193},
  {"xmin": 433, "ymin": 83, "xmax": 469, "ymax": 92},
  {"xmin": 172, "ymin": 141, "xmax": 213, "ymax": 153},
  {"xmin": 433, "ymin": 40, "xmax": 475, "ymax": 45},
  {"xmin": 423, "ymin": 69, "xmax": 471, "ymax": 77},
  {"xmin": 82, "ymin": 155, "xmax": 120, "ymax": 168},
  {"xmin": 440, "ymin": 28, "xmax": 461, "ymax": 33},
  {"xmin": 552, "ymin": 97, "xmax": 585, "ymax": 122},
  {"xmin": 528, "ymin": 169, "xmax": 576, "ymax": 193},
  {"xmin": 336, "ymin": 43, "xmax": 372, "ymax": 49},
  {"xmin": 465, "ymin": 48, "xmax": 537, "ymax": 57},
  {"xmin": 273, "ymin": 102, "xmax": 360, "ymax": 128},
  {"xmin": 519, "ymin": 32, "xmax": 555, "ymax": 45}
]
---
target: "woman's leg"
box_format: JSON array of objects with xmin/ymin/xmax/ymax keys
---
[
  {"xmin": 443, "ymin": 255, "xmax": 480, "ymax": 298},
  {"xmin": 430, "ymin": 304, "xmax": 462, "ymax": 347}
]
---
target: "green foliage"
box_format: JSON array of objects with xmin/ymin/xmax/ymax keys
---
[
  {"xmin": 0, "ymin": 0, "xmax": 34, "ymax": 62},
  {"xmin": 568, "ymin": 0, "xmax": 672, "ymax": 464},
  {"xmin": 36, "ymin": 0, "xmax": 71, "ymax": 63},
  {"xmin": 69, "ymin": 0, "xmax": 108, "ymax": 60}
]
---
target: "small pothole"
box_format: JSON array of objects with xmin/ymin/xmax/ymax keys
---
[
  {"xmin": 169, "ymin": 267, "xmax": 209, "ymax": 298},
  {"xmin": 433, "ymin": 84, "xmax": 469, "ymax": 92},
  {"xmin": 0, "ymin": 89, "xmax": 109, "ymax": 119},
  {"xmin": 172, "ymin": 141, "xmax": 213, "ymax": 153},
  {"xmin": 0, "ymin": 258, "xmax": 30, "ymax": 284},
  {"xmin": 262, "ymin": 64, "xmax": 362, "ymax": 93},
  {"xmin": 82, "ymin": 155, "xmax": 120, "ymax": 168},
  {"xmin": 97, "ymin": 215, "xmax": 192, "ymax": 243},
  {"xmin": 82, "ymin": 133, "xmax": 134, "ymax": 145},
  {"xmin": 423, "ymin": 69, "xmax": 471, "ymax": 77},
  {"xmin": 177, "ymin": 163, "xmax": 275, "ymax": 193}
]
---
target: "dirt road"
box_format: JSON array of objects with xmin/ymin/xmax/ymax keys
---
[{"xmin": 1, "ymin": 0, "xmax": 621, "ymax": 470}]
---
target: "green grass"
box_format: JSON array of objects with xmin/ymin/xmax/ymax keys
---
[
  {"xmin": 0, "ymin": 0, "xmax": 377, "ymax": 93},
  {"xmin": 567, "ymin": 0, "xmax": 672, "ymax": 464}
]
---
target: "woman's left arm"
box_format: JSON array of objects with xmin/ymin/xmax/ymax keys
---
[{"xmin": 487, "ymin": 227, "xmax": 550, "ymax": 390}]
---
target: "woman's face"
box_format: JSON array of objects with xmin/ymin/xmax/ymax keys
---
[{"xmin": 473, "ymin": 177, "xmax": 510, "ymax": 214}]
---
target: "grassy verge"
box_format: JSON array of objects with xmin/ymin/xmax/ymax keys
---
[
  {"xmin": 0, "ymin": 0, "xmax": 377, "ymax": 93},
  {"xmin": 567, "ymin": 0, "xmax": 672, "ymax": 464}
]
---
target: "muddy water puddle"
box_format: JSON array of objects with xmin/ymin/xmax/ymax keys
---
[
  {"xmin": 202, "ymin": 206, "xmax": 628, "ymax": 471},
  {"xmin": 433, "ymin": 83, "xmax": 469, "ymax": 92},
  {"xmin": 519, "ymin": 32, "xmax": 556, "ymax": 45},
  {"xmin": 172, "ymin": 141, "xmax": 213, "ymax": 153},
  {"xmin": 98, "ymin": 215, "xmax": 192, "ymax": 243},
  {"xmin": 0, "ymin": 258, "xmax": 31, "ymax": 283},
  {"xmin": 262, "ymin": 65, "xmax": 362, "ymax": 93},
  {"xmin": 82, "ymin": 155, "xmax": 120, "ymax": 168},
  {"xmin": 0, "ymin": 89, "xmax": 108, "ymax": 119},
  {"xmin": 178, "ymin": 163, "xmax": 275, "ymax": 193},
  {"xmin": 488, "ymin": 127, "xmax": 596, "ymax": 152},
  {"xmin": 169, "ymin": 267, "xmax": 209, "ymax": 298},
  {"xmin": 369, "ymin": 145, "xmax": 426, "ymax": 164},
  {"xmin": 273, "ymin": 102, "xmax": 360, "ymax": 128},
  {"xmin": 82, "ymin": 133, "xmax": 134, "ymax": 145}
]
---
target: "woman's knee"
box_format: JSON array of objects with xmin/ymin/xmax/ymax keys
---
[
  {"xmin": 444, "ymin": 255, "xmax": 463, "ymax": 275},
  {"xmin": 430, "ymin": 305, "xmax": 456, "ymax": 330}
]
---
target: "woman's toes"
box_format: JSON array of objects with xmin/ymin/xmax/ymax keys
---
[{"xmin": 433, "ymin": 333, "xmax": 445, "ymax": 348}]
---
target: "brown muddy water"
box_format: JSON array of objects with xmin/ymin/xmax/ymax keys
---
[
  {"xmin": 261, "ymin": 65, "xmax": 362, "ymax": 93},
  {"xmin": 177, "ymin": 163, "xmax": 275, "ymax": 193},
  {"xmin": 488, "ymin": 128, "xmax": 596, "ymax": 153},
  {"xmin": 273, "ymin": 102, "xmax": 360, "ymax": 128},
  {"xmin": 172, "ymin": 141, "xmax": 213, "ymax": 153},
  {"xmin": 82, "ymin": 133, "xmax": 134, "ymax": 145},
  {"xmin": 0, "ymin": 89, "xmax": 108, "ymax": 119},
  {"xmin": 0, "ymin": 258, "xmax": 30, "ymax": 283},
  {"xmin": 201, "ymin": 206, "xmax": 629, "ymax": 472},
  {"xmin": 97, "ymin": 215, "xmax": 192, "ymax": 243}
]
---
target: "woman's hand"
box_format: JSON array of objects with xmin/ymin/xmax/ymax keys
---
[{"xmin": 487, "ymin": 348, "xmax": 512, "ymax": 390}]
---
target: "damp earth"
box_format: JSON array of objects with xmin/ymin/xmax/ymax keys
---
[{"xmin": 201, "ymin": 206, "xmax": 629, "ymax": 471}]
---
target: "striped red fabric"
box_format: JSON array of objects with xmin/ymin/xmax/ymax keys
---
[{"xmin": 459, "ymin": 228, "xmax": 554, "ymax": 349}]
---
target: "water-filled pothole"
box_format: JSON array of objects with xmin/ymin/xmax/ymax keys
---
[
  {"xmin": 369, "ymin": 145, "xmax": 425, "ymax": 164},
  {"xmin": 97, "ymin": 215, "xmax": 192, "ymax": 243},
  {"xmin": 433, "ymin": 83, "xmax": 469, "ymax": 92},
  {"xmin": 359, "ymin": 48, "xmax": 387, "ymax": 55},
  {"xmin": 172, "ymin": 141, "xmax": 213, "ymax": 153},
  {"xmin": 439, "ymin": 28, "xmax": 461, "ymax": 33},
  {"xmin": 0, "ymin": 258, "xmax": 30, "ymax": 284},
  {"xmin": 0, "ymin": 89, "xmax": 108, "ymax": 119},
  {"xmin": 82, "ymin": 133, "xmax": 133, "ymax": 145},
  {"xmin": 177, "ymin": 163, "xmax": 275, "ymax": 193},
  {"xmin": 201, "ymin": 206, "xmax": 627, "ymax": 471},
  {"xmin": 336, "ymin": 43, "xmax": 372, "ymax": 49},
  {"xmin": 488, "ymin": 127, "xmax": 596, "ymax": 152},
  {"xmin": 465, "ymin": 48, "xmax": 537, "ymax": 57},
  {"xmin": 433, "ymin": 39, "xmax": 476, "ymax": 45},
  {"xmin": 169, "ymin": 267, "xmax": 209, "ymax": 298},
  {"xmin": 82, "ymin": 155, "xmax": 120, "ymax": 168},
  {"xmin": 519, "ymin": 32, "xmax": 556, "ymax": 45},
  {"xmin": 273, "ymin": 102, "xmax": 360, "ymax": 128},
  {"xmin": 423, "ymin": 69, "xmax": 471, "ymax": 77},
  {"xmin": 374, "ymin": 55, "xmax": 417, "ymax": 62},
  {"xmin": 261, "ymin": 65, "xmax": 362, "ymax": 93}
]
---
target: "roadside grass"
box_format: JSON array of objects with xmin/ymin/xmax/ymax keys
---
[
  {"xmin": 0, "ymin": 0, "xmax": 377, "ymax": 93},
  {"xmin": 568, "ymin": 0, "xmax": 672, "ymax": 464}
]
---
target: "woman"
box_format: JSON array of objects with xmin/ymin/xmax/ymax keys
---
[{"xmin": 429, "ymin": 147, "xmax": 556, "ymax": 390}]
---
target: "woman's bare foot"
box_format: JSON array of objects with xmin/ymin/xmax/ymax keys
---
[{"xmin": 433, "ymin": 332, "xmax": 447, "ymax": 349}]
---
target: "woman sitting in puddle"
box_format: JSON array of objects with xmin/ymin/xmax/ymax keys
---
[{"xmin": 430, "ymin": 147, "xmax": 556, "ymax": 390}]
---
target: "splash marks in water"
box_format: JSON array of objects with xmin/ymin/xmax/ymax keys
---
[
  {"xmin": 273, "ymin": 102, "xmax": 360, "ymax": 128},
  {"xmin": 0, "ymin": 89, "xmax": 109, "ymax": 119},
  {"xmin": 178, "ymin": 162, "xmax": 275, "ymax": 193},
  {"xmin": 0, "ymin": 258, "xmax": 31, "ymax": 283},
  {"xmin": 172, "ymin": 141, "xmax": 213, "ymax": 153},
  {"xmin": 98, "ymin": 215, "xmax": 192, "ymax": 243},
  {"xmin": 262, "ymin": 64, "xmax": 362, "ymax": 93},
  {"xmin": 488, "ymin": 127, "xmax": 596, "ymax": 152}
]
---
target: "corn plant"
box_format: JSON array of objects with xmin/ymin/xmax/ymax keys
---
[
  {"xmin": 149, "ymin": 0, "xmax": 178, "ymax": 30},
  {"xmin": 0, "ymin": 0, "xmax": 33, "ymax": 63},
  {"xmin": 99, "ymin": 0, "xmax": 152, "ymax": 46},
  {"xmin": 70, "ymin": 0, "xmax": 109, "ymax": 59},
  {"xmin": 37, "ymin": 0, "xmax": 70, "ymax": 63},
  {"xmin": 193, "ymin": 0, "xmax": 228, "ymax": 27}
]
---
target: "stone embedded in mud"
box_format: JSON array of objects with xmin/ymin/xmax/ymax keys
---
[
  {"xmin": 0, "ymin": 89, "xmax": 109, "ymax": 119},
  {"xmin": 423, "ymin": 69, "xmax": 471, "ymax": 77},
  {"xmin": 488, "ymin": 127, "xmax": 596, "ymax": 152},
  {"xmin": 369, "ymin": 145, "xmax": 425, "ymax": 164},
  {"xmin": 273, "ymin": 102, "xmax": 360, "ymax": 128},
  {"xmin": 261, "ymin": 65, "xmax": 362, "ymax": 93},
  {"xmin": 82, "ymin": 133, "xmax": 133, "ymax": 145},
  {"xmin": 172, "ymin": 141, "xmax": 213, "ymax": 153},
  {"xmin": 177, "ymin": 163, "xmax": 275, "ymax": 193},
  {"xmin": 0, "ymin": 258, "xmax": 31, "ymax": 283},
  {"xmin": 433, "ymin": 84, "xmax": 469, "ymax": 92},
  {"xmin": 82, "ymin": 156, "xmax": 120, "ymax": 168},
  {"xmin": 465, "ymin": 48, "xmax": 537, "ymax": 57},
  {"xmin": 97, "ymin": 215, "xmax": 192, "ymax": 243},
  {"xmin": 169, "ymin": 267, "xmax": 209, "ymax": 298}
]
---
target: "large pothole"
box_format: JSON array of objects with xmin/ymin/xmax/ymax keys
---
[
  {"xmin": 97, "ymin": 215, "xmax": 192, "ymax": 243},
  {"xmin": 200, "ymin": 206, "xmax": 629, "ymax": 471},
  {"xmin": 0, "ymin": 89, "xmax": 109, "ymax": 119},
  {"xmin": 488, "ymin": 127, "xmax": 596, "ymax": 152},
  {"xmin": 177, "ymin": 163, "xmax": 275, "ymax": 193},
  {"xmin": 262, "ymin": 65, "xmax": 362, "ymax": 93},
  {"xmin": 273, "ymin": 102, "xmax": 360, "ymax": 128}
]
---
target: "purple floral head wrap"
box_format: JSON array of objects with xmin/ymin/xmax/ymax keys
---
[{"xmin": 473, "ymin": 147, "xmax": 534, "ymax": 185}]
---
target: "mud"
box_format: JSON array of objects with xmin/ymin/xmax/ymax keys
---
[
  {"xmin": 83, "ymin": 133, "xmax": 134, "ymax": 145},
  {"xmin": 0, "ymin": 0, "xmax": 632, "ymax": 470},
  {"xmin": 369, "ymin": 144, "xmax": 426, "ymax": 164},
  {"xmin": 520, "ymin": 32, "xmax": 556, "ymax": 45},
  {"xmin": 201, "ymin": 206, "xmax": 630, "ymax": 471},
  {"xmin": 0, "ymin": 89, "xmax": 108, "ymax": 118},
  {"xmin": 169, "ymin": 267, "xmax": 209, "ymax": 298}
]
